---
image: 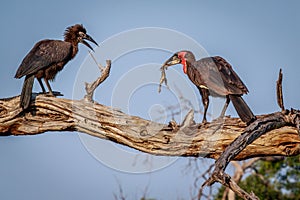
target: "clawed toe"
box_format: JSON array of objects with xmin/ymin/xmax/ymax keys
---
[
  {"xmin": 51, "ymin": 91, "xmax": 63, "ymax": 96},
  {"xmin": 41, "ymin": 91, "xmax": 63, "ymax": 97},
  {"xmin": 198, "ymin": 120, "xmax": 208, "ymax": 128}
]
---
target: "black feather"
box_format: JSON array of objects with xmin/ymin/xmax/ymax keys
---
[
  {"xmin": 229, "ymin": 95, "xmax": 256, "ymax": 125},
  {"xmin": 165, "ymin": 51, "xmax": 256, "ymax": 124},
  {"xmin": 14, "ymin": 24, "xmax": 98, "ymax": 110},
  {"xmin": 20, "ymin": 75, "xmax": 34, "ymax": 109},
  {"xmin": 15, "ymin": 40, "xmax": 72, "ymax": 78}
]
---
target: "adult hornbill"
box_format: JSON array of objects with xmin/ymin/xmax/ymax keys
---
[
  {"xmin": 163, "ymin": 50, "xmax": 256, "ymax": 125},
  {"xmin": 15, "ymin": 24, "xmax": 98, "ymax": 109}
]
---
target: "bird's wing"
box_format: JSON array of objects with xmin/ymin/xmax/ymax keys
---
[
  {"xmin": 15, "ymin": 40, "xmax": 72, "ymax": 78},
  {"xmin": 192, "ymin": 56, "xmax": 248, "ymax": 96}
]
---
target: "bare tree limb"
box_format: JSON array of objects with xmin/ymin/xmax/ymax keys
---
[
  {"xmin": 0, "ymin": 96, "xmax": 299, "ymax": 160},
  {"xmin": 224, "ymin": 158, "xmax": 260, "ymax": 200},
  {"xmin": 84, "ymin": 55, "xmax": 111, "ymax": 102},
  {"xmin": 198, "ymin": 69, "xmax": 300, "ymax": 200},
  {"xmin": 1, "ymin": 64, "xmax": 300, "ymax": 200}
]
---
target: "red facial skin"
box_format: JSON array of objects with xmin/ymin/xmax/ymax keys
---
[{"xmin": 178, "ymin": 51, "xmax": 187, "ymax": 74}]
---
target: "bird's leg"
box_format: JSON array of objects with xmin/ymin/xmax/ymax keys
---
[
  {"xmin": 43, "ymin": 78, "xmax": 55, "ymax": 97},
  {"xmin": 199, "ymin": 88, "xmax": 210, "ymax": 124},
  {"xmin": 202, "ymin": 98, "xmax": 209, "ymax": 124},
  {"xmin": 37, "ymin": 78, "xmax": 46, "ymax": 93},
  {"xmin": 219, "ymin": 96, "xmax": 230, "ymax": 119},
  {"xmin": 43, "ymin": 78, "xmax": 63, "ymax": 97}
]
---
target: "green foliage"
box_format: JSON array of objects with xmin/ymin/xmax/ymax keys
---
[
  {"xmin": 214, "ymin": 155, "xmax": 300, "ymax": 200},
  {"xmin": 238, "ymin": 175, "xmax": 284, "ymax": 200}
]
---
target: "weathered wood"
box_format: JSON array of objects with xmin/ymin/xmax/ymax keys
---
[
  {"xmin": 199, "ymin": 111, "xmax": 296, "ymax": 200},
  {"xmin": 0, "ymin": 95, "xmax": 299, "ymax": 161},
  {"xmin": 198, "ymin": 69, "xmax": 300, "ymax": 200},
  {"xmin": 1, "ymin": 64, "xmax": 300, "ymax": 200},
  {"xmin": 84, "ymin": 59, "xmax": 112, "ymax": 102}
]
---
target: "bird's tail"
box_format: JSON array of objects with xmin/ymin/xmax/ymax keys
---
[
  {"xmin": 229, "ymin": 95, "xmax": 256, "ymax": 125},
  {"xmin": 20, "ymin": 75, "xmax": 34, "ymax": 109}
]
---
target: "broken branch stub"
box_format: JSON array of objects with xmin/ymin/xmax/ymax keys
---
[
  {"xmin": 84, "ymin": 56, "xmax": 112, "ymax": 102},
  {"xmin": 276, "ymin": 68, "xmax": 285, "ymax": 111}
]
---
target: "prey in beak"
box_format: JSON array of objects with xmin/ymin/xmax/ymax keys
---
[
  {"xmin": 159, "ymin": 53, "xmax": 182, "ymax": 93},
  {"xmin": 162, "ymin": 54, "xmax": 181, "ymax": 67}
]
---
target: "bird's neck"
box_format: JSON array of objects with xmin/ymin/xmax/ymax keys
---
[
  {"xmin": 71, "ymin": 44, "xmax": 79, "ymax": 59},
  {"xmin": 65, "ymin": 40, "xmax": 79, "ymax": 59},
  {"xmin": 64, "ymin": 31, "xmax": 79, "ymax": 58},
  {"xmin": 182, "ymin": 56, "xmax": 196, "ymax": 74},
  {"xmin": 182, "ymin": 60, "xmax": 187, "ymax": 74},
  {"xmin": 182, "ymin": 59, "xmax": 195, "ymax": 74}
]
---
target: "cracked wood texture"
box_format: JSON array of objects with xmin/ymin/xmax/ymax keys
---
[{"xmin": 1, "ymin": 95, "xmax": 299, "ymax": 160}]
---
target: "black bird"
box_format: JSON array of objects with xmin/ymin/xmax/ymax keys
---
[
  {"xmin": 163, "ymin": 50, "xmax": 256, "ymax": 125},
  {"xmin": 15, "ymin": 24, "xmax": 98, "ymax": 109}
]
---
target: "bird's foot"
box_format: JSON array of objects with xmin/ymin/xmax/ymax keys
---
[
  {"xmin": 43, "ymin": 91, "xmax": 63, "ymax": 97},
  {"xmin": 53, "ymin": 91, "xmax": 64, "ymax": 97},
  {"xmin": 52, "ymin": 91, "xmax": 63, "ymax": 96},
  {"xmin": 246, "ymin": 116, "xmax": 257, "ymax": 126},
  {"xmin": 198, "ymin": 120, "xmax": 208, "ymax": 129}
]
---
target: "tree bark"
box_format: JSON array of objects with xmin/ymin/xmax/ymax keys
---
[
  {"xmin": 2, "ymin": 58, "xmax": 300, "ymax": 200},
  {"xmin": 197, "ymin": 68, "xmax": 300, "ymax": 200},
  {"xmin": 0, "ymin": 95, "xmax": 299, "ymax": 160}
]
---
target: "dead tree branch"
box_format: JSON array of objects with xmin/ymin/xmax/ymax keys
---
[
  {"xmin": 84, "ymin": 53, "xmax": 111, "ymax": 102},
  {"xmin": 199, "ymin": 69, "xmax": 300, "ymax": 200},
  {"xmin": 0, "ymin": 96, "xmax": 299, "ymax": 160},
  {"xmin": 223, "ymin": 158, "xmax": 260, "ymax": 200},
  {"xmin": 1, "ymin": 63, "xmax": 299, "ymax": 200},
  {"xmin": 276, "ymin": 68, "xmax": 285, "ymax": 111}
]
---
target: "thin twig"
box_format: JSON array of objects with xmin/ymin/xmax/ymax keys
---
[
  {"xmin": 89, "ymin": 51, "xmax": 104, "ymax": 71},
  {"xmin": 197, "ymin": 164, "xmax": 214, "ymax": 200}
]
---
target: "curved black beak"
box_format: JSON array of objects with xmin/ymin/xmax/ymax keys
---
[
  {"xmin": 163, "ymin": 54, "xmax": 181, "ymax": 67},
  {"xmin": 81, "ymin": 34, "xmax": 99, "ymax": 51}
]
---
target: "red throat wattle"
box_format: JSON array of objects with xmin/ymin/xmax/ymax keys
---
[
  {"xmin": 182, "ymin": 60, "xmax": 187, "ymax": 74},
  {"xmin": 178, "ymin": 52, "xmax": 187, "ymax": 74}
]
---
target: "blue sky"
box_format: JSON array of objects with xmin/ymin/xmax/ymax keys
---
[{"xmin": 0, "ymin": 1, "xmax": 299, "ymax": 199}]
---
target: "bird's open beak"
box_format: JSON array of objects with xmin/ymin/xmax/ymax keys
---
[
  {"xmin": 81, "ymin": 34, "xmax": 99, "ymax": 51},
  {"xmin": 162, "ymin": 54, "xmax": 181, "ymax": 67}
]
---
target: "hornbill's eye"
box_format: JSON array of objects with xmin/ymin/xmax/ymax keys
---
[{"xmin": 78, "ymin": 31, "xmax": 85, "ymax": 37}]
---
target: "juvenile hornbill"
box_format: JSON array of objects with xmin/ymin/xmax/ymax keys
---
[
  {"xmin": 15, "ymin": 24, "xmax": 98, "ymax": 109},
  {"xmin": 163, "ymin": 50, "xmax": 256, "ymax": 125}
]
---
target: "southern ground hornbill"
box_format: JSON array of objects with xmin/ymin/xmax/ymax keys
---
[
  {"xmin": 15, "ymin": 24, "xmax": 98, "ymax": 110},
  {"xmin": 163, "ymin": 50, "xmax": 256, "ymax": 125}
]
